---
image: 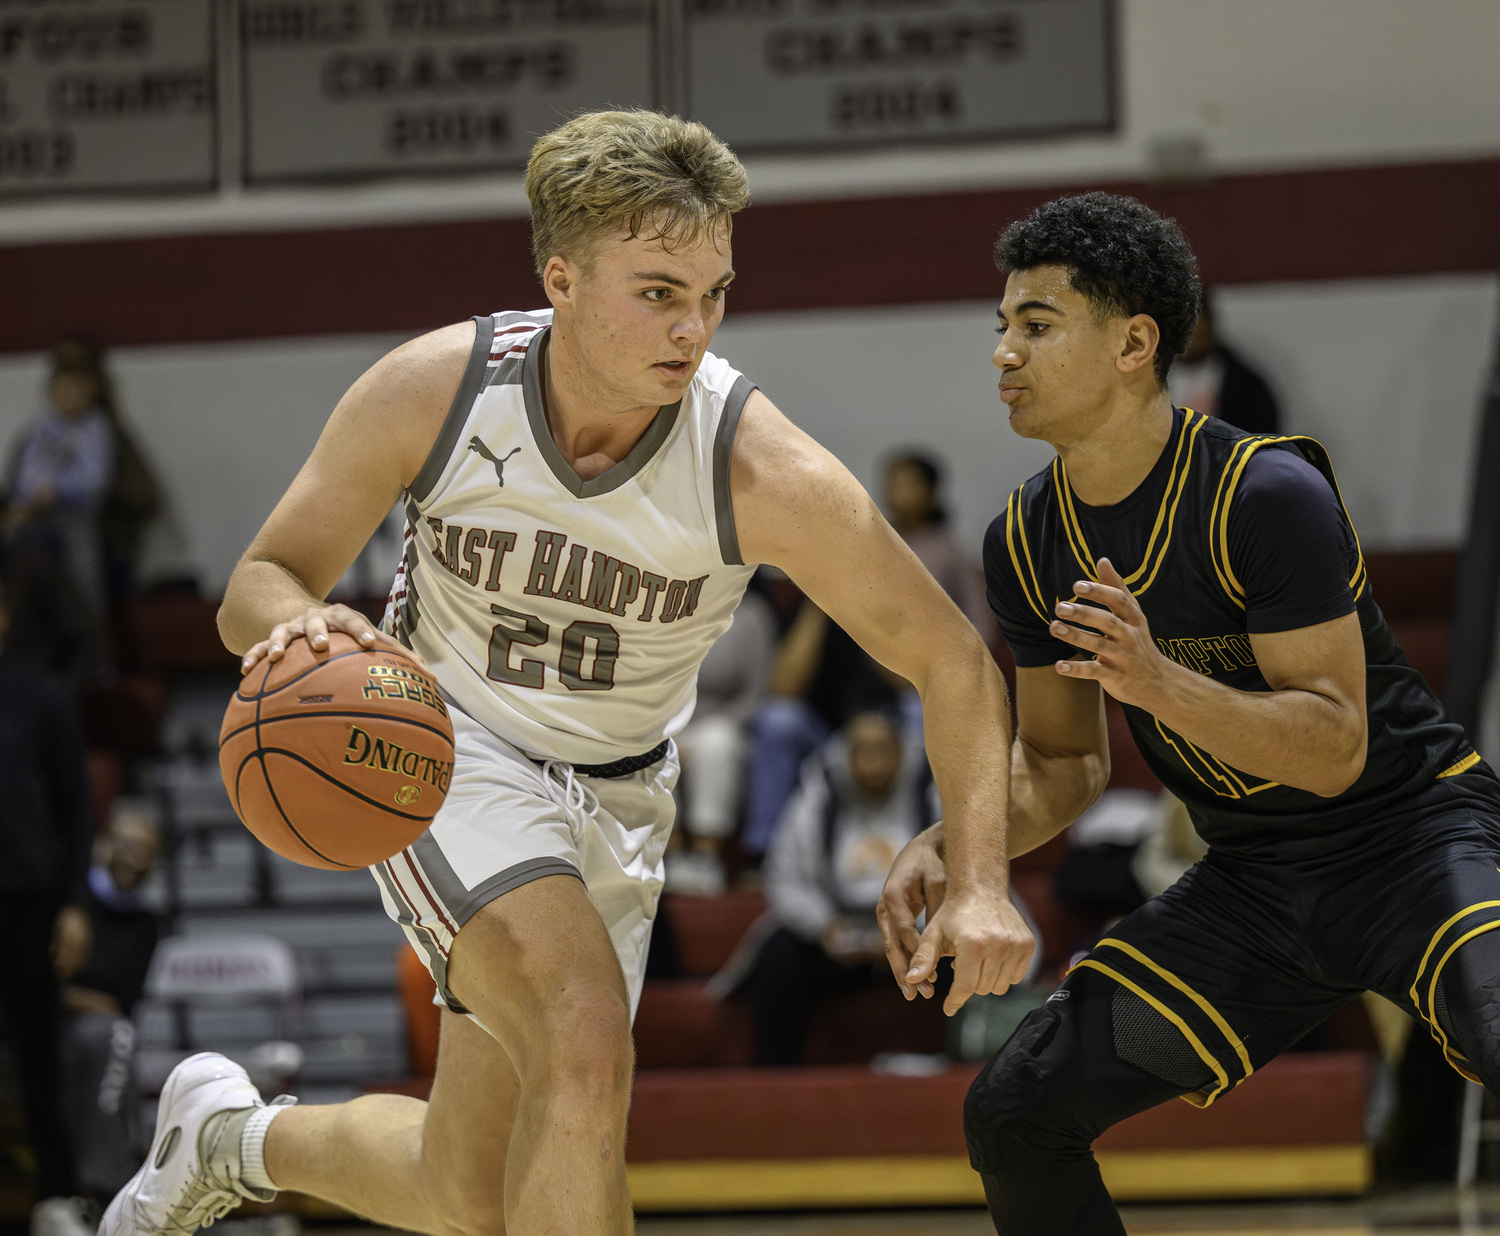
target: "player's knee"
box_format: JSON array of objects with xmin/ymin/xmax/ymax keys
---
[
  {"xmin": 963, "ymin": 1007, "xmax": 1070, "ymax": 1175},
  {"xmin": 530, "ymin": 989, "xmax": 634, "ymax": 1098},
  {"xmin": 1431, "ymin": 933, "xmax": 1500, "ymax": 1088}
]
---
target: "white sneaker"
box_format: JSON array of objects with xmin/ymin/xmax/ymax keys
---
[
  {"xmin": 31, "ymin": 1197, "xmax": 95, "ymax": 1236},
  {"xmin": 100, "ymin": 1053, "xmax": 292, "ymax": 1236}
]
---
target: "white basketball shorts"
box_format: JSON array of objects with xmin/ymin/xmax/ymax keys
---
[{"xmin": 370, "ymin": 701, "xmax": 678, "ymax": 1021}]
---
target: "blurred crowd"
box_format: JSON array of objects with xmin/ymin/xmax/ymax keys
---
[{"xmin": 0, "ymin": 341, "xmax": 171, "ymax": 1236}]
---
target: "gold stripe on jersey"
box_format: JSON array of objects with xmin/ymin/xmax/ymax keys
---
[
  {"xmin": 1072, "ymin": 959, "xmax": 1232, "ymax": 1101},
  {"xmin": 1051, "ymin": 410, "xmax": 1207, "ymax": 598},
  {"xmin": 1409, "ymin": 901, "xmax": 1500, "ymax": 1012},
  {"xmin": 1051, "ymin": 458, "xmax": 1099, "ymax": 583},
  {"xmin": 1409, "ymin": 901, "xmax": 1500, "ymax": 1082},
  {"xmin": 1154, "ymin": 719, "xmax": 1280, "ymax": 799},
  {"xmin": 1439, "ymin": 751, "xmax": 1483, "ymax": 779},
  {"xmin": 1209, "ymin": 434, "xmax": 1369, "ymax": 610},
  {"xmin": 1153, "ymin": 719, "xmax": 1240, "ymax": 797},
  {"xmin": 1005, "ymin": 490, "xmax": 1051, "ymax": 623},
  {"xmin": 1096, "ymin": 938, "xmax": 1253, "ymax": 1078},
  {"xmin": 1133, "ymin": 412, "xmax": 1210, "ymax": 596}
]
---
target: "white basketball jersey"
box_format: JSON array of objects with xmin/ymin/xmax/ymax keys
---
[{"xmin": 383, "ymin": 310, "xmax": 758, "ymax": 765}]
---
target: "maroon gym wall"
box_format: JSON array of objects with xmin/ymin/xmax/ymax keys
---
[{"xmin": 0, "ymin": 156, "xmax": 1496, "ymax": 354}]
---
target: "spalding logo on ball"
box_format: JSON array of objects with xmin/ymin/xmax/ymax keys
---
[{"xmin": 219, "ymin": 633, "xmax": 456, "ymax": 869}]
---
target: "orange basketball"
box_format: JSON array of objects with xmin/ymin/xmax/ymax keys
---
[{"xmin": 219, "ymin": 633, "xmax": 456, "ymax": 870}]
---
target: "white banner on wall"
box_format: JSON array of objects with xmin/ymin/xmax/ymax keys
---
[
  {"xmin": 683, "ymin": 0, "xmax": 1113, "ymax": 152},
  {"xmin": 0, "ymin": 0, "xmax": 216, "ymax": 195},
  {"xmin": 239, "ymin": 0, "xmax": 658, "ymax": 183}
]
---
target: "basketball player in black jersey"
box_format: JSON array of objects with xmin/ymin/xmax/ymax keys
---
[{"xmin": 877, "ymin": 192, "xmax": 1500, "ymax": 1234}]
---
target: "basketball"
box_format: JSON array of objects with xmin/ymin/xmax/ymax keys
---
[{"xmin": 219, "ymin": 633, "xmax": 456, "ymax": 870}]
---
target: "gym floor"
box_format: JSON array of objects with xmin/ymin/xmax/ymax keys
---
[
  {"xmin": 305, "ymin": 1186, "xmax": 1500, "ymax": 1235},
  {"xmin": 629, "ymin": 1187, "xmax": 1500, "ymax": 1234}
]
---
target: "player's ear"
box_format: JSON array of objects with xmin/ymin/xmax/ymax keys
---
[
  {"xmin": 542, "ymin": 255, "xmax": 577, "ymax": 311},
  {"xmin": 1117, "ymin": 313, "xmax": 1160, "ymax": 377}
]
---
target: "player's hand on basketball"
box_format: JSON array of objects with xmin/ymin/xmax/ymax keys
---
[
  {"xmin": 241, "ymin": 603, "xmax": 391, "ymax": 675},
  {"xmin": 1050, "ymin": 557, "xmax": 1172, "ymax": 709},
  {"xmin": 878, "ymin": 825, "xmax": 947, "ymax": 1001},
  {"xmin": 905, "ymin": 888, "xmax": 1035, "ymax": 1016}
]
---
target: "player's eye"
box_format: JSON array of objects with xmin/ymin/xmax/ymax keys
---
[
  {"xmin": 707, "ymin": 286, "xmax": 728, "ymax": 301},
  {"xmin": 644, "ymin": 288, "xmax": 671, "ymax": 302},
  {"xmin": 1028, "ymin": 321, "xmax": 1049, "ymax": 336}
]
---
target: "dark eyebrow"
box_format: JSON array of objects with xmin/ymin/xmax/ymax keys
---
[
  {"xmin": 632, "ymin": 270, "xmax": 689, "ymax": 288},
  {"xmin": 632, "ymin": 269, "xmax": 737, "ymax": 289},
  {"xmin": 1013, "ymin": 299, "xmax": 1064, "ymax": 315}
]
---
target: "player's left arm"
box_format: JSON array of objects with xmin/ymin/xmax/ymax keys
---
[
  {"xmin": 731, "ymin": 391, "xmax": 1034, "ymax": 1012},
  {"xmin": 1049, "ymin": 446, "xmax": 1368, "ymax": 797},
  {"xmin": 1050, "ymin": 569, "xmax": 1366, "ymax": 796}
]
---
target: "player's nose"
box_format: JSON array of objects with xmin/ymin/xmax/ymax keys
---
[{"xmin": 673, "ymin": 311, "xmax": 707, "ymax": 342}]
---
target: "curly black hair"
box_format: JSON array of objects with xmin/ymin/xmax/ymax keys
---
[{"xmin": 994, "ymin": 192, "xmax": 1201, "ymax": 384}]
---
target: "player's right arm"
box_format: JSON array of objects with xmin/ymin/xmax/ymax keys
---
[
  {"xmin": 878, "ymin": 662, "xmax": 1110, "ymax": 983},
  {"xmin": 877, "ymin": 502, "xmax": 1114, "ymax": 939},
  {"xmin": 977, "ymin": 504, "xmax": 1112, "ymax": 851},
  {"xmin": 1007, "ymin": 665, "xmax": 1111, "ymax": 855},
  {"xmin": 732, "ymin": 391, "xmax": 1035, "ymax": 1012},
  {"xmin": 217, "ymin": 322, "xmax": 476, "ymax": 670}
]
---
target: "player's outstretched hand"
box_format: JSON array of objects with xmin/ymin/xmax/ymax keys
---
[
  {"xmin": 1049, "ymin": 557, "xmax": 1171, "ymax": 710},
  {"xmin": 240, "ymin": 604, "xmax": 406, "ymax": 675},
  {"xmin": 878, "ymin": 824, "xmax": 947, "ymax": 1000},
  {"xmin": 904, "ymin": 886, "xmax": 1035, "ymax": 1017}
]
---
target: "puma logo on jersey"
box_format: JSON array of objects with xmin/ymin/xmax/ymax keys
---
[{"xmin": 468, "ymin": 438, "xmax": 521, "ymax": 486}]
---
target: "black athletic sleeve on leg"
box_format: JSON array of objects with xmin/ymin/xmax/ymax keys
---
[{"xmin": 1226, "ymin": 447, "xmax": 1358, "ymax": 635}]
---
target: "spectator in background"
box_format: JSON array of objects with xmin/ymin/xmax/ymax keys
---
[
  {"xmin": 1170, "ymin": 292, "xmax": 1282, "ymax": 434},
  {"xmin": 747, "ymin": 709, "xmax": 937, "ymax": 1064},
  {"xmin": 884, "ymin": 450, "xmax": 996, "ymax": 646},
  {"xmin": 6, "ymin": 343, "xmax": 115, "ymax": 618},
  {"xmin": 56, "ymin": 340, "xmax": 163, "ymax": 601},
  {"xmin": 667, "ymin": 584, "xmax": 778, "ymax": 896},
  {"xmin": 0, "ymin": 579, "xmax": 96, "ymax": 1236},
  {"xmin": 5, "ymin": 340, "xmax": 163, "ymax": 618},
  {"xmin": 62, "ymin": 810, "xmax": 164, "ymax": 1203},
  {"xmin": 741, "ymin": 601, "xmax": 900, "ymax": 857}
]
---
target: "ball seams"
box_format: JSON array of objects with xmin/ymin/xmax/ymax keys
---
[
  {"xmin": 241, "ymin": 744, "xmax": 439, "ymax": 824},
  {"xmin": 231, "ymin": 749, "xmax": 354, "ymax": 868},
  {"xmin": 242, "ymin": 748, "xmax": 361, "ymax": 869},
  {"xmin": 219, "ymin": 709, "xmax": 454, "ymax": 748},
  {"xmin": 222, "ymin": 634, "xmax": 447, "ymax": 869}
]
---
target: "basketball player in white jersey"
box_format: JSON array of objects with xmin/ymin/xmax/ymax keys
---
[{"xmin": 103, "ymin": 111, "xmax": 1032, "ymax": 1236}]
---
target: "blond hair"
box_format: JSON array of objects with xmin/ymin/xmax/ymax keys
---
[{"xmin": 525, "ymin": 110, "xmax": 749, "ymax": 277}]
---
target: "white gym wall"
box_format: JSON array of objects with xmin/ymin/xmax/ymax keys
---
[{"xmin": 0, "ymin": 270, "xmax": 1493, "ymax": 593}]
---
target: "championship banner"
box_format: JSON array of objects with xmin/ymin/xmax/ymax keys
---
[
  {"xmin": 683, "ymin": 0, "xmax": 1113, "ymax": 152},
  {"xmin": 240, "ymin": 0, "xmax": 658, "ymax": 183},
  {"xmin": 0, "ymin": 0, "xmax": 216, "ymax": 194}
]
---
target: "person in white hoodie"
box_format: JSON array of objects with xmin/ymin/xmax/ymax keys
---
[{"xmin": 749, "ymin": 709, "xmax": 938, "ymax": 1064}]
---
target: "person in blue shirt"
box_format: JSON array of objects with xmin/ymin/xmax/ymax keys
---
[{"xmin": 6, "ymin": 344, "xmax": 117, "ymax": 618}]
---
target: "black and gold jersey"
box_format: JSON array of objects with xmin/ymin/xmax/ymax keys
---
[{"xmin": 984, "ymin": 406, "xmax": 1483, "ymax": 859}]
